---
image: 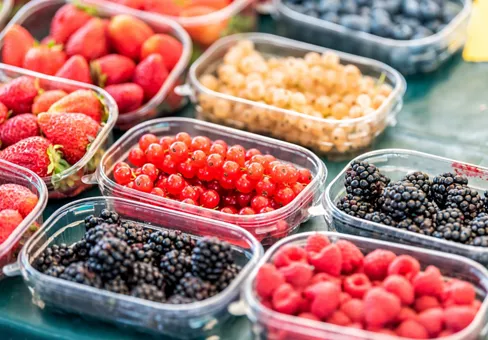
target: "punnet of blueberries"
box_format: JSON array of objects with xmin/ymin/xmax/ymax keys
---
[
  {"xmin": 337, "ymin": 160, "xmax": 488, "ymax": 246},
  {"xmin": 34, "ymin": 209, "xmax": 242, "ymax": 303},
  {"xmin": 283, "ymin": 0, "xmax": 462, "ymax": 40}
]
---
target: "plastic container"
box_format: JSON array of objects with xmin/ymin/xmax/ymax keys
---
[
  {"xmin": 5, "ymin": 196, "xmax": 262, "ymax": 339},
  {"xmin": 244, "ymin": 231, "xmax": 488, "ymax": 340},
  {"xmin": 0, "ymin": 159, "xmax": 48, "ymax": 279},
  {"xmin": 0, "ymin": 0, "xmax": 192, "ymax": 130},
  {"xmin": 180, "ymin": 33, "xmax": 406, "ymax": 161},
  {"xmin": 324, "ymin": 148, "xmax": 488, "ymax": 265},
  {"xmin": 0, "ymin": 63, "xmax": 117, "ymax": 198},
  {"xmin": 0, "ymin": 0, "xmax": 13, "ymax": 28},
  {"xmin": 85, "ymin": 117, "xmax": 327, "ymax": 245},
  {"xmin": 272, "ymin": 0, "xmax": 471, "ymax": 74}
]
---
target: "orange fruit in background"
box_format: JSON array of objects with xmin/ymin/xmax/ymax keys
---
[{"xmin": 180, "ymin": 5, "xmax": 228, "ymax": 46}]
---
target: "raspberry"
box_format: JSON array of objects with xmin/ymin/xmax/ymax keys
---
[
  {"xmin": 375, "ymin": 328, "xmax": 396, "ymax": 335},
  {"xmin": 272, "ymin": 283, "xmax": 302, "ymax": 315},
  {"xmin": 398, "ymin": 307, "xmax": 418, "ymax": 322},
  {"xmin": 396, "ymin": 320, "xmax": 429, "ymax": 339},
  {"xmin": 261, "ymin": 299, "xmax": 272, "ymax": 309},
  {"xmin": 304, "ymin": 282, "xmax": 341, "ymax": 320},
  {"xmin": 308, "ymin": 244, "xmax": 342, "ymax": 276},
  {"xmin": 343, "ymin": 273, "xmax": 371, "ymax": 298},
  {"xmin": 418, "ymin": 308, "xmax": 444, "ymax": 337},
  {"xmin": 412, "ymin": 266, "xmax": 444, "ymax": 298},
  {"xmin": 326, "ymin": 310, "xmax": 351, "ymax": 326},
  {"xmin": 363, "ymin": 249, "xmax": 396, "ymax": 281},
  {"xmin": 383, "ymin": 275, "xmax": 414, "ymax": 305},
  {"xmin": 279, "ymin": 262, "xmax": 313, "ymax": 289},
  {"xmin": 414, "ymin": 296, "xmax": 440, "ymax": 312},
  {"xmin": 443, "ymin": 280, "xmax": 475, "ymax": 305},
  {"xmin": 349, "ymin": 322, "xmax": 363, "ymax": 329},
  {"xmin": 340, "ymin": 299, "xmax": 364, "ymax": 322},
  {"xmin": 273, "ymin": 245, "xmax": 307, "ymax": 268},
  {"xmin": 387, "ymin": 255, "xmax": 420, "ymax": 281},
  {"xmin": 310, "ymin": 272, "xmax": 341, "ymax": 287},
  {"xmin": 472, "ymin": 299, "xmax": 482, "ymax": 311},
  {"xmin": 444, "ymin": 306, "xmax": 477, "ymax": 332},
  {"xmin": 439, "ymin": 329, "xmax": 454, "ymax": 337},
  {"xmin": 339, "ymin": 292, "xmax": 352, "ymax": 305},
  {"xmin": 336, "ymin": 240, "xmax": 364, "ymax": 274},
  {"xmin": 298, "ymin": 312, "xmax": 320, "ymax": 321},
  {"xmin": 298, "ymin": 296, "xmax": 311, "ymax": 313},
  {"xmin": 305, "ymin": 233, "xmax": 330, "ymax": 254},
  {"xmin": 364, "ymin": 287, "xmax": 401, "ymax": 327},
  {"xmin": 255, "ymin": 263, "xmax": 285, "ymax": 299}
]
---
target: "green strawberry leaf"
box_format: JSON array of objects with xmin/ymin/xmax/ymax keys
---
[
  {"xmin": 221, "ymin": 15, "xmax": 255, "ymax": 37},
  {"xmin": 97, "ymin": 93, "xmax": 110, "ymax": 123},
  {"xmin": 73, "ymin": 0, "xmax": 98, "ymax": 16},
  {"xmin": 47, "ymin": 144, "xmax": 71, "ymax": 175}
]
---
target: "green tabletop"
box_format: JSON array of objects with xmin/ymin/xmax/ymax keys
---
[{"xmin": 1, "ymin": 15, "xmax": 488, "ymax": 340}]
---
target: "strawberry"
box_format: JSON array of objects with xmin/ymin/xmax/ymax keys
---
[
  {"xmin": 32, "ymin": 90, "xmax": 67, "ymax": 115},
  {"xmin": 0, "ymin": 209, "xmax": 23, "ymax": 244},
  {"xmin": 22, "ymin": 44, "xmax": 67, "ymax": 76},
  {"xmin": 0, "ymin": 183, "xmax": 38, "ymax": 217},
  {"xmin": 55, "ymin": 55, "xmax": 92, "ymax": 84},
  {"xmin": 2, "ymin": 24, "xmax": 35, "ymax": 67},
  {"xmin": 104, "ymin": 83, "xmax": 144, "ymax": 113},
  {"xmin": 0, "ymin": 102, "xmax": 9, "ymax": 125},
  {"xmin": 180, "ymin": 6, "xmax": 227, "ymax": 46},
  {"xmin": 50, "ymin": 3, "xmax": 94, "ymax": 44},
  {"xmin": 143, "ymin": 0, "xmax": 187, "ymax": 16},
  {"xmin": 65, "ymin": 18, "xmax": 109, "ymax": 61},
  {"xmin": 0, "ymin": 114, "xmax": 39, "ymax": 148},
  {"xmin": 37, "ymin": 112, "xmax": 100, "ymax": 164},
  {"xmin": 48, "ymin": 89, "xmax": 105, "ymax": 123},
  {"xmin": 0, "ymin": 76, "xmax": 40, "ymax": 114},
  {"xmin": 91, "ymin": 54, "xmax": 136, "ymax": 87},
  {"xmin": 108, "ymin": 14, "xmax": 154, "ymax": 60},
  {"xmin": 133, "ymin": 54, "xmax": 169, "ymax": 101},
  {"xmin": 111, "ymin": 0, "xmax": 145, "ymax": 9},
  {"xmin": 140, "ymin": 34, "xmax": 183, "ymax": 71}
]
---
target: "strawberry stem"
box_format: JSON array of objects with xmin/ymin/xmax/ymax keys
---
[
  {"xmin": 73, "ymin": 0, "xmax": 98, "ymax": 16},
  {"xmin": 47, "ymin": 144, "xmax": 71, "ymax": 175}
]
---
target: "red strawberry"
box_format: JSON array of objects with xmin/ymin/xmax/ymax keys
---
[
  {"xmin": 91, "ymin": 54, "xmax": 136, "ymax": 87},
  {"xmin": 0, "ymin": 102, "xmax": 9, "ymax": 125},
  {"xmin": 0, "ymin": 114, "xmax": 39, "ymax": 148},
  {"xmin": 0, "ymin": 183, "xmax": 38, "ymax": 217},
  {"xmin": 108, "ymin": 14, "xmax": 154, "ymax": 60},
  {"xmin": 37, "ymin": 112, "xmax": 100, "ymax": 164},
  {"xmin": 104, "ymin": 83, "xmax": 144, "ymax": 113},
  {"xmin": 22, "ymin": 45, "xmax": 67, "ymax": 76},
  {"xmin": 50, "ymin": 3, "xmax": 94, "ymax": 43},
  {"xmin": 140, "ymin": 34, "xmax": 183, "ymax": 71},
  {"xmin": 32, "ymin": 90, "xmax": 67, "ymax": 115},
  {"xmin": 2, "ymin": 24, "xmax": 35, "ymax": 67},
  {"xmin": 0, "ymin": 209, "xmax": 23, "ymax": 244},
  {"xmin": 0, "ymin": 76, "xmax": 40, "ymax": 114},
  {"xmin": 48, "ymin": 89, "xmax": 105, "ymax": 122},
  {"xmin": 111, "ymin": 0, "xmax": 145, "ymax": 8},
  {"xmin": 65, "ymin": 18, "xmax": 109, "ymax": 61},
  {"xmin": 143, "ymin": 0, "xmax": 185, "ymax": 16},
  {"xmin": 133, "ymin": 54, "xmax": 169, "ymax": 101},
  {"xmin": 55, "ymin": 55, "xmax": 92, "ymax": 84}
]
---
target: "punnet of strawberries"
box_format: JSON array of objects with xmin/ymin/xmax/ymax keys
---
[
  {"xmin": 254, "ymin": 233, "xmax": 483, "ymax": 339},
  {"xmin": 2, "ymin": 2, "xmax": 184, "ymax": 114}
]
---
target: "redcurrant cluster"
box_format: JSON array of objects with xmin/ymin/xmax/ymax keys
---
[{"xmin": 113, "ymin": 132, "xmax": 313, "ymax": 215}]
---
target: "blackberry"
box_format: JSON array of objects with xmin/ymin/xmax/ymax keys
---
[
  {"xmin": 129, "ymin": 262, "xmax": 164, "ymax": 289},
  {"xmin": 131, "ymin": 283, "xmax": 165, "ymax": 302},
  {"xmin": 344, "ymin": 161, "xmax": 390, "ymax": 201},
  {"xmin": 431, "ymin": 172, "xmax": 468, "ymax": 207},
  {"xmin": 131, "ymin": 243, "xmax": 157, "ymax": 264},
  {"xmin": 160, "ymin": 250, "xmax": 191, "ymax": 286},
  {"xmin": 44, "ymin": 265, "xmax": 66, "ymax": 278},
  {"xmin": 446, "ymin": 186, "xmax": 483, "ymax": 220},
  {"xmin": 191, "ymin": 237, "xmax": 234, "ymax": 282},
  {"xmin": 380, "ymin": 182, "xmax": 428, "ymax": 221},
  {"xmin": 167, "ymin": 294, "xmax": 195, "ymax": 304},
  {"xmin": 412, "ymin": 215, "xmax": 434, "ymax": 235},
  {"xmin": 122, "ymin": 221, "xmax": 153, "ymax": 245},
  {"xmin": 35, "ymin": 243, "xmax": 77, "ymax": 271},
  {"xmin": 473, "ymin": 236, "xmax": 488, "ymax": 247},
  {"xmin": 60, "ymin": 262, "xmax": 102, "ymax": 288},
  {"xmin": 216, "ymin": 264, "xmax": 242, "ymax": 292},
  {"xmin": 364, "ymin": 211, "xmax": 396, "ymax": 227},
  {"xmin": 484, "ymin": 191, "xmax": 488, "ymax": 211},
  {"xmin": 468, "ymin": 213, "xmax": 488, "ymax": 238},
  {"xmin": 71, "ymin": 240, "xmax": 90, "ymax": 260},
  {"xmin": 402, "ymin": 171, "xmax": 432, "ymax": 195},
  {"xmin": 147, "ymin": 230, "xmax": 195, "ymax": 258},
  {"xmin": 84, "ymin": 214, "xmax": 102, "ymax": 231},
  {"xmin": 85, "ymin": 223, "xmax": 128, "ymax": 246},
  {"xmin": 99, "ymin": 209, "xmax": 120, "ymax": 224},
  {"xmin": 434, "ymin": 207, "xmax": 465, "ymax": 229},
  {"xmin": 336, "ymin": 194, "xmax": 374, "ymax": 219},
  {"xmin": 87, "ymin": 237, "xmax": 135, "ymax": 280},
  {"xmin": 174, "ymin": 273, "xmax": 217, "ymax": 301},
  {"xmin": 104, "ymin": 276, "xmax": 130, "ymax": 295}
]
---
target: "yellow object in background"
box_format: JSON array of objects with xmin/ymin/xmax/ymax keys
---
[{"xmin": 463, "ymin": 0, "xmax": 488, "ymax": 62}]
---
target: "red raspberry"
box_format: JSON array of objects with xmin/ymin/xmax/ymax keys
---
[
  {"xmin": 310, "ymin": 272, "xmax": 341, "ymax": 287},
  {"xmin": 304, "ymin": 282, "xmax": 341, "ymax": 320},
  {"xmin": 305, "ymin": 233, "xmax": 330, "ymax": 254},
  {"xmin": 363, "ymin": 249, "xmax": 396, "ymax": 281},
  {"xmin": 414, "ymin": 296, "xmax": 440, "ymax": 313},
  {"xmin": 261, "ymin": 299, "xmax": 272, "ymax": 309},
  {"xmin": 340, "ymin": 299, "xmax": 364, "ymax": 323},
  {"xmin": 343, "ymin": 273, "xmax": 372, "ymax": 298},
  {"xmin": 472, "ymin": 299, "xmax": 482, "ymax": 311},
  {"xmin": 336, "ymin": 240, "xmax": 364, "ymax": 274},
  {"xmin": 298, "ymin": 312, "xmax": 320, "ymax": 321},
  {"xmin": 438, "ymin": 329, "xmax": 454, "ymax": 337},
  {"xmin": 412, "ymin": 266, "xmax": 444, "ymax": 298},
  {"xmin": 255, "ymin": 264, "xmax": 285, "ymax": 299},
  {"xmin": 396, "ymin": 320, "xmax": 429, "ymax": 339},
  {"xmin": 349, "ymin": 322, "xmax": 363, "ymax": 329},
  {"xmin": 375, "ymin": 328, "xmax": 396, "ymax": 335},
  {"xmin": 272, "ymin": 283, "xmax": 302, "ymax": 315},
  {"xmin": 273, "ymin": 245, "xmax": 307, "ymax": 268},
  {"xmin": 326, "ymin": 310, "xmax": 351, "ymax": 326},
  {"xmin": 279, "ymin": 262, "xmax": 313, "ymax": 289},
  {"xmin": 364, "ymin": 287, "xmax": 401, "ymax": 327},
  {"xmin": 398, "ymin": 307, "xmax": 418, "ymax": 322},
  {"xmin": 308, "ymin": 244, "xmax": 342, "ymax": 276},
  {"xmin": 383, "ymin": 274, "xmax": 414, "ymax": 305},
  {"xmin": 444, "ymin": 306, "xmax": 477, "ymax": 332},
  {"xmin": 443, "ymin": 280, "xmax": 475, "ymax": 305},
  {"xmin": 298, "ymin": 296, "xmax": 311, "ymax": 313},
  {"xmin": 339, "ymin": 292, "xmax": 352, "ymax": 305},
  {"xmin": 388, "ymin": 255, "xmax": 420, "ymax": 281},
  {"xmin": 418, "ymin": 308, "xmax": 444, "ymax": 337}
]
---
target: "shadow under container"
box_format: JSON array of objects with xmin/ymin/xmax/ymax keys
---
[
  {"xmin": 0, "ymin": 159, "xmax": 48, "ymax": 279},
  {"xmin": 244, "ymin": 231, "xmax": 488, "ymax": 340},
  {"xmin": 0, "ymin": 64, "xmax": 118, "ymax": 198},
  {"xmin": 0, "ymin": 0, "xmax": 192, "ymax": 130},
  {"xmin": 13, "ymin": 196, "xmax": 263, "ymax": 339},
  {"xmin": 272, "ymin": 0, "xmax": 471, "ymax": 74},
  {"xmin": 181, "ymin": 33, "xmax": 406, "ymax": 161},
  {"xmin": 86, "ymin": 117, "xmax": 327, "ymax": 245},
  {"xmin": 324, "ymin": 148, "xmax": 488, "ymax": 265}
]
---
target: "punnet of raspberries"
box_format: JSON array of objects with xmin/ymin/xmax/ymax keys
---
[
  {"xmin": 112, "ymin": 132, "xmax": 313, "ymax": 215},
  {"xmin": 255, "ymin": 233, "xmax": 482, "ymax": 338},
  {"xmin": 35, "ymin": 209, "xmax": 242, "ymax": 304},
  {"xmin": 337, "ymin": 160, "xmax": 488, "ymax": 247}
]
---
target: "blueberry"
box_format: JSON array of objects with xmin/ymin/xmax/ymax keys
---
[
  {"xmin": 357, "ymin": 0, "xmax": 372, "ymax": 6},
  {"xmin": 442, "ymin": 5, "xmax": 460, "ymax": 23},
  {"xmin": 320, "ymin": 11, "xmax": 340, "ymax": 23},
  {"xmin": 419, "ymin": 0, "xmax": 441, "ymax": 21},
  {"xmin": 340, "ymin": 0, "xmax": 358, "ymax": 14},
  {"xmin": 315, "ymin": 0, "xmax": 341, "ymax": 13},
  {"xmin": 372, "ymin": 0, "xmax": 401, "ymax": 14},
  {"xmin": 391, "ymin": 23, "xmax": 414, "ymax": 40},
  {"xmin": 359, "ymin": 6, "xmax": 371, "ymax": 16},
  {"xmin": 402, "ymin": 0, "xmax": 420, "ymax": 18},
  {"xmin": 302, "ymin": 1, "xmax": 315, "ymax": 12},
  {"xmin": 370, "ymin": 16, "xmax": 392, "ymax": 37},
  {"xmin": 424, "ymin": 19, "xmax": 442, "ymax": 32},
  {"xmin": 339, "ymin": 14, "xmax": 371, "ymax": 32},
  {"xmin": 396, "ymin": 16, "xmax": 421, "ymax": 27}
]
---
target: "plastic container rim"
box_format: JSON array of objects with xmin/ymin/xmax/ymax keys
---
[{"xmin": 0, "ymin": 0, "xmax": 13, "ymax": 27}]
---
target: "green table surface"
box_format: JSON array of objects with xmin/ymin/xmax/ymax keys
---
[{"xmin": 1, "ymin": 15, "xmax": 488, "ymax": 340}]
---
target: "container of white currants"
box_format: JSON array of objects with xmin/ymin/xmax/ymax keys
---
[{"xmin": 178, "ymin": 33, "xmax": 406, "ymax": 161}]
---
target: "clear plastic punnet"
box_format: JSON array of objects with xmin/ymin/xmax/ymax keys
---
[
  {"xmin": 0, "ymin": 0, "xmax": 192, "ymax": 130},
  {"xmin": 272, "ymin": 0, "xmax": 472, "ymax": 74},
  {"xmin": 180, "ymin": 33, "xmax": 406, "ymax": 161},
  {"xmin": 0, "ymin": 0, "xmax": 13, "ymax": 28},
  {"xmin": 86, "ymin": 117, "xmax": 328, "ymax": 245},
  {"xmin": 0, "ymin": 159, "xmax": 47, "ymax": 279},
  {"xmin": 244, "ymin": 231, "xmax": 488, "ymax": 340},
  {"xmin": 324, "ymin": 149, "xmax": 488, "ymax": 265}
]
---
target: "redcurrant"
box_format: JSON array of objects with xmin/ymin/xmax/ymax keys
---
[
  {"xmin": 175, "ymin": 132, "xmax": 192, "ymax": 147},
  {"xmin": 219, "ymin": 176, "xmax": 235, "ymax": 190},
  {"xmin": 141, "ymin": 163, "xmax": 158, "ymax": 182},
  {"xmin": 221, "ymin": 206, "xmax": 238, "ymax": 214},
  {"xmin": 128, "ymin": 147, "xmax": 146, "ymax": 167},
  {"xmin": 159, "ymin": 136, "xmax": 175, "ymax": 151},
  {"xmin": 207, "ymin": 180, "xmax": 224, "ymax": 195},
  {"xmin": 222, "ymin": 193, "xmax": 238, "ymax": 207},
  {"xmin": 209, "ymin": 143, "xmax": 226, "ymax": 157},
  {"xmin": 250, "ymin": 154, "xmax": 266, "ymax": 166},
  {"xmin": 180, "ymin": 185, "xmax": 199, "ymax": 201},
  {"xmin": 200, "ymin": 189, "xmax": 220, "ymax": 209},
  {"xmin": 270, "ymin": 199, "xmax": 281, "ymax": 209},
  {"xmin": 193, "ymin": 184, "xmax": 204, "ymax": 198},
  {"xmin": 291, "ymin": 182, "xmax": 305, "ymax": 195},
  {"xmin": 177, "ymin": 160, "xmax": 196, "ymax": 179},
  {"xmin": 166, "ymin": 174, "xmax": 185, "ymax": 196},
  {"xmin": 181, "ymin": 198, "xmax": 196, "ymax": 205},
  {"xmin": 190, "ymin": 150, "xmax": 207, "ymax": 168},
  {"xmin": 259, "ymin": 207, "xmax": 275, "ymax": 213},
  {"xmin": 114, "ymin": 166, "xmax": 132, "ymax": 185},
  {"xmin": 169, "ymin": 141, "xmax": 189, "ymax": 163},
  {"xmin": 298, "ymin": 169, "xmax": 313, "ymax": 184},
  {"xmin": 251, "ymin": 195, "xmax": 270, "ymax": 212},
  {"xmin": 191, "ymin": 136, "xmax": 211, "ymax": 153},
  {"xmin": 114, "ymin": 162, "xmax": 129, "ymax": 172},
  {"xmin": 134, "ymin": 174, "xmax": 153, "ymax": 193},
  {"xmin": 139, "ymin": 133, "xmax": 158, "ymax": 151},
  {"xmin": 155, "ymin": 175, "xmax": 168, "ymax": 190},
  {"xmin": 145, "ymin": 143, "xmax": 164, "ymax": 166},
  {"xmin": 227, "ymin": 145, "xmax": 246, "ymax": 166},
  {"xmin": 126, "ymin": 181, "xmax": 135, "ymax": 189},
  {"xmin": 247, "ymin": 162, "xmax": 265, "ymax": 181},
  {"xmin": 235, "ymin": 174, "xmax": 255, "ymax": 194},
  {"xmin": 239, "ymin": 207, "xmax": 255, "ymax": 215},
  {"xmin": 196, "ymin": 166, "xmax": 213, "ymax": 182},
  {"xmin": 245, "ymin": 148, "xmax": 261, "ymax": 161},
  {"xmin": 206, "ymin": 153, "xmax": 224, "ymax": 170},
  {"xmin": 274, "ymin": 187, "xmax": 295, "ymax": 206},
  {"xmin": 270, "ymin": 163, "xmax": 289, "ymax": 184},
  {"xmin": 255, "ymin": 177, "xmax": 276, "ymax": 197},
  {"xmin": 213, "ymin": 139, "xmax": 228, "ymax": 149},
  {"xmin": 161, "ymin": 154, "xmax": 177, "ymax": 174},
  {"xmin": 237, "ymin": 193, "xmax": 252, "ymax": 208},
  {"xmin": 222, "ymin": 160, "xmax": 240, "ymax": 179},
  {"xmin": 151, "ymin": 187, "xmax": 165, "ymax": 196}
]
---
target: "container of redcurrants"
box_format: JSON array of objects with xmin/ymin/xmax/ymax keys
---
[
  {"xmin": 243, "ymin": 231, "xmax": 488, "ymax": 339},
  {"xmin": 85, "ymin": 117, "xmax": 327, "ymax": 245},
  {"xmin": 272, "ymin": 0, "xmax": 472, "ymax": 74}
]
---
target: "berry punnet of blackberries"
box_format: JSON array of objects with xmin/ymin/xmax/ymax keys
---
[
  {"xmin": 160, "ymin": 250, "xmax": 192, "ymax": 286},
  {"xmin": 174, "ymin": 273, "xmax": 217, "ymax": 301},
  {"xmin": 446, "ymin": 186, "xmax": 483, "ymax": 220},
  {"xmin": 431, "ymin": 172, "xmax": 468, "ymax": 207},
  {"xmin": 380, "ymin": 181, "xmax": 429, "ymax": 221},
  {"xmin": 468, "ymin": 213, "xmax": 488, "ymax": 239},
  {"xmin": 191, "ymin": 237, "xmax": 234, "ymax": 282},
  {"xmin": 402, "ymin": 171, "xmax": 432, "ymax": 196},
  {"xmin": 87, "ymin": 237, "xmax": 135, "ymax": 280},
  {"xmin": 344, "ymin": 161, "xmax": 390, "ymax": 201},
  {"xmin": 336, "ymin": 194, "xmax": 375, "ymax": 219},
  {"xmin": 131, "ymin": 283, "xmax": 166, "ymax": 303}
]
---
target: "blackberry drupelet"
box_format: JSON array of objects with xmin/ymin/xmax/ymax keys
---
[
  {"xmin": 60, "ymin": 262, "xmax": 102, "ymax": 288},
  {"xmin": 431, "ymin": 172, "xmax": 468, "ymax": 207},
  {"xmin": 167, "ymin": 294, "xmax": 195, "ymax": 304},
  {"xmin": 174, "ymin": 273, "xmax": 217, "ymax": 301},
  {"xmin": 99, "ymin": 209, "xmax": 120, "ymax": 224},
  {"xmin": 131, "ymin": 283, "xmax": 165, "ymax": 302},
  {"xmin": 364, "ymin": 211, "xmax": 397, "ymax": 227},
  {"xmin": 122, "ymin": 221, "xmax": 153, "ymax": 245},
  {"xmin": 147, "ymin": 230, "xmax": 195, "ymax": 258},
  {"xmin": 380, "ymin": 181, "xmax": 428, "ymax": 221},
  {"xmin": 402, "ymin": 171, "xmax": 432, "ymax": 195},
  {"xmin": 44, "ymin": 265, "xmax": 66, "ymax": 278},
  {"xmin": 160, "ymin": 250, "xmax": 191, "ymax": 286},
  {"xmin": 191, "ymin": 237, "xmax": 234, "ymax": 282},
  {"xmin": 336, "ymin": 194, "xmax": 375, "ymax": 219},
  {"xmin": 216, "ymin": 264, "xmax": 242, "ymax": 292},
  {"xmin": 446, "ymin": 186, "xmax": 483, "ymax": 220},
  {"xmin": 129, "ymin": 262, "xmax": 164, "ymax": 289},
  {"xmin": 85, "ymin": 223, "xmax": 128, "ymax": 246},
  {"xmin": 87, "ymin": 237, "xmax": 135, "ymax": 280},
  {"xmin": 344, "ymin": 161, "xmax": 390, "ymax": 201},
  {"xmin": 104, "ymin": 276, "xmax": 130, "ymax": 295}
]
